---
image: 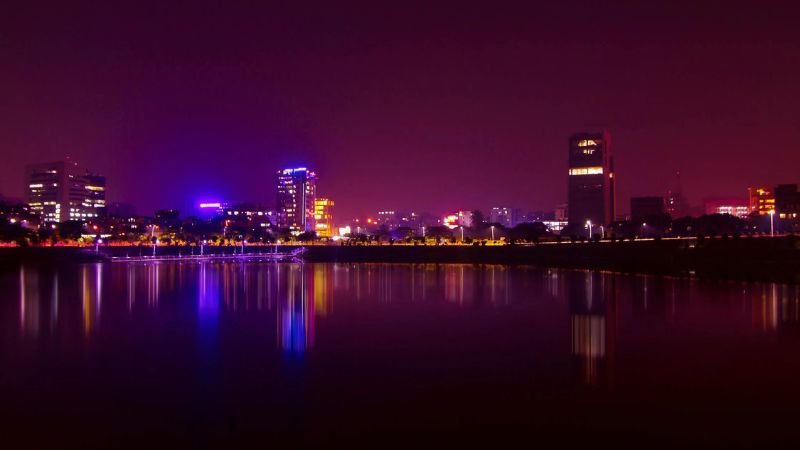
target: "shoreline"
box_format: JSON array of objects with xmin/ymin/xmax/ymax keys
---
[{"xmin": 2, "ymin": 237, "xmax": 799, "ymax": 283}]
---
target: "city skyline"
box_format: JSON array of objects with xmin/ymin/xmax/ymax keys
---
[
  {"xmin": 10, "ymin": 151, "xmax": 792, "ymax": 226},
  {"xmin": 5, "ymin": 4, "xmax": 800, "ymax": 448},
  {"xmin": 2, "ymin": 2, "xmax": 799, "ymax": 220}
]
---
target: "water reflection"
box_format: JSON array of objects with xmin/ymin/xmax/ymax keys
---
[
  {"xmin": 18, "ymin": 267, "xmax": 60, "ymax": 338},
  {"xmin": 82, "ymin": 264, "xmax": 102, "ymax": 335},
  {"xmin": 568, "ymin": 271, "xmax": 616, "ymax": 385},
  {"xmin": 10, "ymin": 262, "xmax": 800, "ymax": 383}
]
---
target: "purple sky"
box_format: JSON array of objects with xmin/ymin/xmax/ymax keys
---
[{"xmin": 2, "ymin": 1, "xmax": 799, "ymax": 220}]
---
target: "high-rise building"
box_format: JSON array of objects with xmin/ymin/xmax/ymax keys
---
[
  {"xmin": 276, "ymin": 167, "xmax": 317, "ymax": 232},
  {"xmin": 25, "ymin": 159, "xmax": 106, "ymax": 223},
  {"xmin": 314, "ymin": 198, "xmax": 334, "ymax": 237},
  {"xmin": 567, "ymin": 132, "xmax": 614, "ymax": 226},
  {"xmin": 664, "ymin": 171, "xmax": 691, "ymax": 218},
  {"xmin": 747, "ymin": 186, "xmax": 775, "ymax": 215},
  {"xmin": 489, "ymin": 207, "xmax": 514, "ymax": 227}
]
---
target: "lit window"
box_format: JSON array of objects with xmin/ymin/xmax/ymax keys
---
[{"xmin": 568, "ymin": 167, "xmax": 604, "ymax": 176}]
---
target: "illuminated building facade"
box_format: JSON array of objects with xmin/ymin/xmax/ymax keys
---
[
  {"xmin": 25, "ymin": 159, "xmax": 106, "ymax": 223},
  {"xmin": 443, "ymin": 211, "xmax": 472, "ymax": 229},
  {"xmin": 0, "ymin": 201, "xmax": 35, "ymax": 227},
  {"xmin": 747, "ymin": 186, "xmax": 775, "ymax": 215},
  {"xmin": 197, "ymin": 201, "xmax": 228, "ymax": 218},
  {"xmin": 567, "ymin": 132, "xmax": 615, "ymax": 225},
  {"xmin": 314, "ymin": 198, "xmax": 334, "ymax": 237},
  {"xmin": 703, "ymin": 198, "xmax": 749, "ymax": 218},
  {"xmin": 223, "ymin": 203, "xmax": 275, "ymax": 231},
  {"xmin": 276, "ymin": 167, "xmax": 317, "ymax": 232}
]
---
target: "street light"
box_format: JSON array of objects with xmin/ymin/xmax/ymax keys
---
[
  {"xmin": 490, "ymin": 225, "xmax": 495, "ymax": 241},
  {"xmin": 641, "ymin": 222, "xmax": 647, "ymax": 238},
  {"xmin": 151, "ymin": 224, "xmax": 158, "ymax": 257},
  {"xmin": 586, "ymin": 220, "xmax": 592, "ymax": 239},
  {"xmin": 460, "ymin": 226, "xmax": 464, "ymax": 243},
  {"xmin": 769, "ymin": 210, "xmax": 775, "ymax": 237}
]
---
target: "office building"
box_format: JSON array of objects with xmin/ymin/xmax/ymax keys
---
[
  {"xmin": 25, "ymin": 159, "xmax": 106, "ymax": 223},
  {"xmin": 314, "ymin": 198, "xmax": 334, "ymax": 237},
  {"xmin": 747, "ymin": 186, "xmax": 775, "ymax": 215},
  {"xmin": 567, "ymin": 132, "xmax": 615, "ymax": 225},
  {"xmin": 775, "ymin": 184, "xmax": 800, "ymax": 219},
  {"xmin": 197, "ymin": 201, "xmax": 228, "ymax": 218},
  {"xmin": 223, "ymin": 203, "xmax": 275, "ymax": 231},
  {"xmin": 276, "ymin": 167, "xmax": 317, "ymax": 232},
  {"xmin": 703, "ymin": 198, "xmax": 749, "ymax": 218},
  {"xmin": 630, "ymin": 196, "xmax": 666, "ymax": 222},
  {"xmin": 489, "ymin": 207, "xmax": 514, "ymax": 227},
  {"xmin": 443, "ymin": 211, "xmax": 472, "ymax": 229}
]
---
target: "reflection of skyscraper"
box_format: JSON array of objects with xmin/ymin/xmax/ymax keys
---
[
  {"xmin": 313, "ymin": 264, "xmax": 332, "ymax": 316},
  {"xmin": 19, "ymin": 267, "xmax": 40, "ymax": 337},
  {"xmin": 81, "ymin": 264, "xmax": 103, "ymax": 335},
  {"xmin": 569, "ymin": 271, "xmax": 616, "ymax": 385},
  {"xmin": 18, "ymin": 268, "xmax": 59, "ymax": 339},
  {"xmin": 567, "ymin": 132, "xmax": 615, "ymax": 225},
  {"xmin": 753, "ymin": 283, "xmax": 780, "ymax": 333},
  {"xmin": 276, "ymin": 167, "xmax": 317, "ymax": 232},
  {"xmin": 278, "ymin": 265, "xmax": 315, "ymax": 354}
]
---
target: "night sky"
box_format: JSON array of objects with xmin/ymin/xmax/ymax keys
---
[{"xmin": 2, "ymin": 1, "xmax": 799, "ymax": 220}]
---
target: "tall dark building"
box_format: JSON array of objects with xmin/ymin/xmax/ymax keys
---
[
  {"xmin": 567, "ymin": 132, "xmax": 615, "ymax": 226},
  {"xmin": 775, "ymin": 184, "xmax": 800, "ymax": 219},
  {"xmin": 276, "ymin": 167, "xmax": 317, "ymax": 232}
]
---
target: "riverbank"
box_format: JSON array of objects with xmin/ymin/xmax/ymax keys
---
[
  {"xmin": 0, "ymin": 247, "xmax": 105, "ymax": 271},
  {"xmin": 302, "ymin": 237, "xmax": 800, "ymax": 283},
  {"xmin": 2, "ymin": 236, "xmax": 800, "ymax": 282}
]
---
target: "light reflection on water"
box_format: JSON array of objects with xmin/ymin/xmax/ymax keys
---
[
  {"xmin": 5, "ymin": 262, "xmax": 800, "ymax": 445},
  {"xmin": 11, "ymin": 262, "xmax": 800, "ymax": 362}
]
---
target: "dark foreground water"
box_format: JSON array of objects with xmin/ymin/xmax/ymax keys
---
[{"xmin": 2, "ymin": 262, "xmax": 800, "ymax": 448}]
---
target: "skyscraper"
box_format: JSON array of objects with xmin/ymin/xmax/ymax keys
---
[
  {"xmin": 567, "ymin": 132, "xmax": 614, "ymax": 226},
  {"xmin": 276, "ymin": 167, "xmax": 317, "ymax": 232},
  {"xmin": 313, "ymin": 198, "xmax": 334, "ymax": 237},
  {"xmin": 25, "ymin": 159, "xmax": 106, "ymax": 223}
]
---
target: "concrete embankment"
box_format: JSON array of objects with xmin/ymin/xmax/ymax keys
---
[
  {"xmin": 3, "ymin": 237, "xmax": 800, "ymax": 282},
  {"xmin": 302, "ymin": 237, "xmax": 800, "ymax": 283},
  {"xmin": 0, "ymin": 247, "xmax": 105, "ymax": 271}
]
